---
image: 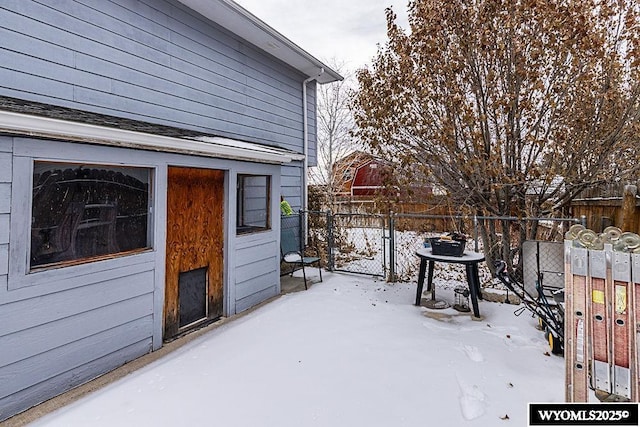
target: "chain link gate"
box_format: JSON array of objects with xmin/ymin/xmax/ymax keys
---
[
  {"xmin": 306, "ymin": 211, "xmax": 387, "ymax": 278},
  {"xmin": 304, "ymin": 210, "xmax": 465, "ymax": 282}
]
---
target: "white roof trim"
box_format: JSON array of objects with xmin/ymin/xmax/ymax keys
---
[
  {"xmin": 0, "ymin": 111, "xmax": 304, "ymax": 164},
  {"xmin": 191, "ymin": 136, "xmax": 305, "ymax": 161},
  {"xmin": 176, "ymin": 0, "xmax": 342, "ymax": 84}
]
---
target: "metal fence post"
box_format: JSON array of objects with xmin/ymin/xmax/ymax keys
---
[
  {"xmin": 388, "ymin": 211, "xmax": 395, "ymax": 282},
  {"xmin": 580, "ymin": 215, "xmax": 587, "ymax": 227},
  {"xmin": 473, "ymin": 215, "xmax": 479, "ymax": 252},
  {"xmin": 326, "ymin": 209, "xmax": 334, "ymax": 272},
  {"xmin": 297, "ymin": 210, "xmax": 304, "ymax": 252}
]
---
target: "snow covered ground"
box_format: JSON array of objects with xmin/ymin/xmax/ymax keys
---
[{"xmin": 30, "ymin": 271, "xmax": 565, "ymax": 427}]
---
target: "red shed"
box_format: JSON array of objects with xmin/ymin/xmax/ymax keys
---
[{"xmin": 351, "ymin": 160, "xmax": 387, "ymax": 196}]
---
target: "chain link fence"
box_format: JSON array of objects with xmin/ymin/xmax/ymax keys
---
[{"xmin": 288, "ymin": 211, "xmax": 579, "ymax": 284}]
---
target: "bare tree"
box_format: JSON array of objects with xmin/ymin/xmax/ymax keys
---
[
  {"xmin": 310, "ymin": 60, "xmax": 358, "ymax": 208},
  {"xmin": 352, "ymin": 0, "xmax": 640, "ymax": 274}
]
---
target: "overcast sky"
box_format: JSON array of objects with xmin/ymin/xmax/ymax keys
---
[{"xmin": 234, "ymin": 0, "xmax": 410, "ymax": 71}]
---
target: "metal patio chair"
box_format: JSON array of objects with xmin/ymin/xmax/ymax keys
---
[{"xmin": 281, "ymin": 228, "xmax": 322, "ymax": 289}]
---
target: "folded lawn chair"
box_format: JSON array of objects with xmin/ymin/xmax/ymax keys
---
[{"xmin": 281, "ymin": 228, "xmax": 322, "ymax": 289}]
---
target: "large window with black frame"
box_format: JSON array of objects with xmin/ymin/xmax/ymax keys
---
[{"xmin": 30, "ymin": 161, "xmax": 152, "ymax": 269}]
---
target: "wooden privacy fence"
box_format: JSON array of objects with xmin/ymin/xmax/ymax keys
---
[
  {"xmin": 331, "ymin": 184, "xmax": 640, "ymax": 235},
  {"xmin": 333, "ymin": 196, "xmax": 459, "ymax": 232},
  {"xmin": 571, "ymin": 184, "xmax": 640, "ymax": 235},
  {"xmin": 564, "ymin": 225, "xmax": 640, "ymax": 402}
]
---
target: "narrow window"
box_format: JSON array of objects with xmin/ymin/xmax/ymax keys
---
[
  {"xmin": 31, "ymin": 162, "xmax": 152, "ymax": 269},
  {"xmin": 236, "ymin": 174, "xmax": 271, "ymax": 234}
]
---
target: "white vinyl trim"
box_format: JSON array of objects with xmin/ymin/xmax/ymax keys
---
[{"xmin": 0, "ymin": 110, "xmax": 304, "ymax": 164}]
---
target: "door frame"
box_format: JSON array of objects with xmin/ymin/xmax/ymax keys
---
[{"xmin": 164, "ymin": 166, "xmax": 226, "ymax": 339}]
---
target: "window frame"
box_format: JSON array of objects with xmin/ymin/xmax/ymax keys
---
[
  {"xmin": 236, "ymin": 174, "xmax": 271, "ymax": 235},
  {"xmin": 29, "ymin": 161, "xmax": 154, "ymax": 271},
  {"xmin": 8, "ymin": 154, "xmax": 156, "ymax": 290}
]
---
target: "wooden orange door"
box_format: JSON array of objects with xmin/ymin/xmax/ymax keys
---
[{"xmin": 165, "ymin": 167, "xmax": 224, "ymax": 339}]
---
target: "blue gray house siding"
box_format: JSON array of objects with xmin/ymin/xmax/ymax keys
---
[
  {"xmin": 0, "ymin": 0, "xmax": 317, "ymax": 178},
  {"xmin": 0, "ymin": 0, "xmax": 315, "ymax": 150},
  {"xmin": 0, "ymin": 0, "xmax": 324, "ymax": 420},
  {"xmin": 0, "ymin": 134, "xmax": 284, "ymax": 420}
]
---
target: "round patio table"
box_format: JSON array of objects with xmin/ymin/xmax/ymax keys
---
[{"xmin": 415, "ymin": 248, "xmax": 485, "ymax": 319}]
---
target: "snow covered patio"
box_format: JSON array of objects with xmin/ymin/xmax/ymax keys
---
[{"xmin": 23, "ymin": 272, "xmax": 564, "ymax": 426}]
